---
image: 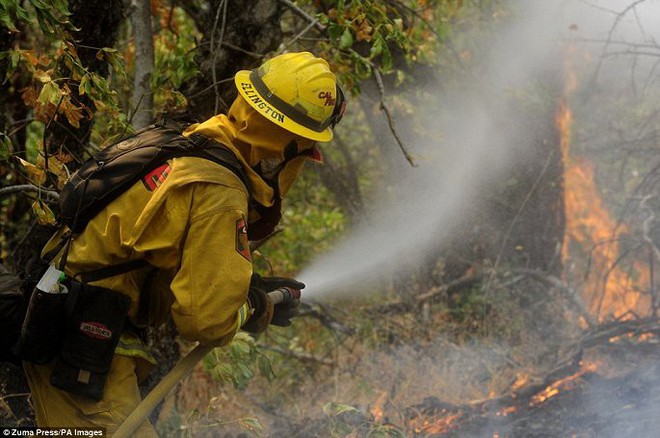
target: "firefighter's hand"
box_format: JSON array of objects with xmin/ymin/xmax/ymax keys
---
[
  {"xmin": 249, "ymin": 273, "xmax": 304, "ymax": 328},
  {"xmin": 242, "ymin": 285, "xmax": 274, "ymax": 334},
  {"xmin": 271, "ymin": 299, "xmax": 300, "ymax": 327},
  {"xmin": 250, "ymin": 273, "xmax": 305, "ymax": 293}
]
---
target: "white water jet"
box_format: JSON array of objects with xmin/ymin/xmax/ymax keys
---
[
  {"xmin": 299, "ymin": 0, "xmax": 660, "ymax": 300},
  {"xmin": 300, "ymin": 2, "xmax": 566, "ymax": 298}
]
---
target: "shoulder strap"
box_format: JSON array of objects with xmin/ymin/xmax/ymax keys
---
[
  {"xmin": 183, "ymin": 130, "xmax": 251, "ymax": 192},
  {"xmin": 76, "ymin": 259, "xmax": 150, "ymax": 284}
]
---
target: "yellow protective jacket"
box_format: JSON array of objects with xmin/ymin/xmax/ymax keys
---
[
  {"xmin": 42, "ymin": 95, "xmax": 315, "ymax": 363},
  {"xmin": 43, "ymin": 154, "xmax": 255, "ymax": 348},
  {"xmin": 28, "ymin": 95, "xmax": 318, "ymax": 434}
]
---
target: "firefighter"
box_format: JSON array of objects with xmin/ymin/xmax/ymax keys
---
[{"xmin": 22, "ymin": 52, "xmax": 345, "ymax": 436}]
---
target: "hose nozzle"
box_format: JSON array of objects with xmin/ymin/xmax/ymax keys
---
[{"xmin": 267, "ymin": 287, "xmax": 302, "ymax": 304}]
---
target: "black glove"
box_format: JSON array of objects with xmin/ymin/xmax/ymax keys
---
[
  {"xmin": 242, "ymin": 284, "xmax": 273, "ymax": 334},
  {"xmin": 250, "ymin": 273, "xmax": 304, "ymax": 328}
]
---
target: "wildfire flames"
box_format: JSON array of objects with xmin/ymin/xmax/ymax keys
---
[
  {"xmin": 558, "ymin": 49, "xmax": 650, "ymax": 320},
  {"xmin": 408, "ymin": 409, "xmax": 464, "ymax": 435},
  {"xmin": 529, "ymin": 361, "xmax": 598, "ymax": 407},
  {"xmin": 368, "ymin": 45, "xmax": 655, "ymax": 438}
]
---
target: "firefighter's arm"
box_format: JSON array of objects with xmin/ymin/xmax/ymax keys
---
[{"xmin": 170, "ymin": 201, "xmax": 253, "ymax": 346}]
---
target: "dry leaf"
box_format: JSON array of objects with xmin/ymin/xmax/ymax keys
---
[
  {"xmin": 16, "ymin": 157, "xmax": 47, "ymax": 185},
  {"xmin": 32, "ymin": 200, "xmax": 57, "ymax": 226}
]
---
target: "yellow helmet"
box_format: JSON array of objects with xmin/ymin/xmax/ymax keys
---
[{"xmin": 234, "ymin": 52, "xmax": 345, "ymax": 142}]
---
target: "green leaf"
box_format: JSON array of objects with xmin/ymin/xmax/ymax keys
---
[
  {"xmin": 370, "ymin": 35, "xmax": 383, "ymax": 58},
  {"xmin": 339, "ymin": 27, "xmax": 354, "ymax": 49},
  {"xmin": 231, "ymin": 338, "xmax": 252, "ymax": 356},
  {"xmin": 380, "ymin": 44, "xmax": 393, "ymax": 72},
  {"xmin": 0, "ymin": 10, "xmax": 18, "ymax": 32},
  {"xmin": 34, "ymin": 69, "xmax": 51, "ymax": 83},
  {"xmin": 9, "ymin": 50, "xmax": 20, "ymax": 69},
  {"xmin": 353, "ymin": 53, "xmax": 372, "ymax": 79},
  {"xmin": 37, "ymin": 81, "xmax": 61, "ymax": 105},
  {"xmin": 0, "ymin": 1, "xmax": 29, "ymax": 31},
  {"xmin": 327, "ymin": 23, "xmax": 343, "ymax": 40},
  {"xmin": 78, "ymin": 73, "xmax": 91, "ymax": 96},
  {"xmin": 216, "ymin": 363, "xmax": 234, "ymax": 381},
  {"xmin": 0, "ymin": 132, "xmax": 12, "ymax": 161},
  {"xmin": 256, "ymin": 355, "xmax": 275, "ymax": 381}
]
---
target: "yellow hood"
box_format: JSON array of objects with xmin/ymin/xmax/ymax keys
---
[{"xmin": 184, "ymin": 96, "xmax": 322, "ymax": 204}]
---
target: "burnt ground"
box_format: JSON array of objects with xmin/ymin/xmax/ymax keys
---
[
  {"xmin": 278, "ymin": 328, "xmax": 660, "ymax": 438},
  {"xmin": 409, "ymin": 344, "xmax": 660, "ymax": 437},
  {"xmin": 420, "ymin": 367, "xmax": 660, "ymax": 437}
]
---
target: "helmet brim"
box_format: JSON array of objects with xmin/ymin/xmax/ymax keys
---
[{"xmin": 234, "ymin": 70, "xmax": 333, "ymax": 143}]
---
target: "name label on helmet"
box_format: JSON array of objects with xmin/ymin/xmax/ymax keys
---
[{"xmin": 240, "ymin": 82, "xmax": 286, "ymax": 123}]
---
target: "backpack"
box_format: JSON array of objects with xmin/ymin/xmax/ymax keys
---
[
  {"xmin": 60, "ymin": 121, "xmax": 249, "ymax": 233},
  {"xmin": 1, "ymin": 121, "xmax": 249, "ymax": 364}
]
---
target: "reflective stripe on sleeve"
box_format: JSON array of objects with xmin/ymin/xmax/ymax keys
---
[
  {"xmin": 115, "ymin": 334, "xmax": 157, "ymax": 365},
  {"xmin": 238, "ymin": 302, "xmax": 251, "ymax": 327}
]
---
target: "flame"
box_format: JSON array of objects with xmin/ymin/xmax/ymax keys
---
[
  {"xmin": 559, "ymin": 46, "xmax": 650, "ymax": 320},
  {"xmin": 510, "ymin": 372, "xmax": 531, "ymax": 392},
  {"xmin": 529, "ymin": 362, "xmax": 597, "ymax": 406},
  {"xmin": 409, "ymin": 410, "xmax": 463, "ymax": 435},
  {"xmin": 370, "ymin": 391, "xmax": 388, "ymax": 423},
  {"xmin": 495, "ymin": 405, "xmax": 518, "ymax": 417}
]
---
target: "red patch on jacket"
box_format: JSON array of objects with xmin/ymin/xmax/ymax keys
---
[
  {"xmin": 142, "ymin": 163, "xmax": 171, "ymax": 191},
  {"xmin": 236, "ymin": 218, "xmax": 251, "ymax": 261}
]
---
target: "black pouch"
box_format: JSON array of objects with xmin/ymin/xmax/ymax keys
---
[
  {"xmin": 50, "ymin": 282, "xmax": 130, "ymax": 401},
  {"xmin": 13, "ymin": 259, "xmax": 66, "ymax": 364},
  {"xmin": 15, "ymin": 287, "xmax": 68, "ymax": 364}
]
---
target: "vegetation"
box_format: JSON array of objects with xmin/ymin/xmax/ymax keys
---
[{"xmin": 2, "ymin": 0, "xmax": 660, "ymax": 436}]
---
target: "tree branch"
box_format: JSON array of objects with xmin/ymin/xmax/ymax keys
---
[
  {"xmin": 373, "ymin": 68, "xmax": 417, "ymax": 167},
  {"xmin": 299, "ymin": 301, "xmax": 355, "ymax": 336},
  {"xmin": 277, "ymin": 0, "xmax": 326, "ymax": 32},
  {"xmin": 0, "ymin": 184, "xmax": 60, "ymax": 201},
  {"xmin": 210, "ymin": 0, "xmax": 230, "ymax": 114},
  {"xmin": 513, "ymin": 268, "xmax": 596, "ymax": 329},
  {"xmin": 260, "ymin": 344, "xmax": 334, "ymax": 366}
]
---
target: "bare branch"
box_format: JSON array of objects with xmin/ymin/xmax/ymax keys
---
[
  {"xmin": 210, "ymin": 0, "xmax": 230, "ymax": 114},
  {"xmin": 277, "ymin": 0, "xmax": 326, "ymax": 32},
  {"xmin": 0, "ymin": 184, "xmax": 60, "ymax": 201},
  {"xmin": 220, "ymin": 41, "xmax": 265, "ymax": 59},
  {"xmin": 513, "ymin": 268, "xmax": 596, "ymax": 329},
  {"xmin": 488, "ymin": 149, "xmax": 557, "ymax": 288},
  {"xmin": 299, "ymin": 302, "xmax": 355, "ymax": 336},
  {"xmin": 260, "ymin": 344, "xmax": 333, "ymax": 366},
  {"xmin": 592, "ymin": 0, "xmax": 649, "ymax": 81},
  {"xmin": 278, "ymin": 17, "xmax": 321, "ymax": 52},
  {"xmin": 373, "ymin": 68, "xmax": 417, "ymax": 167}
]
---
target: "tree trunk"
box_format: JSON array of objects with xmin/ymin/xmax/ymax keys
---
[
  {"xmin": 180, "ymin": 0, "xmax": 285, "ymax": 118},
  {"xmin": 130, "ymin": 0, "xmax": 155, "ymax": 129},
  {"xmin": 43, "ymin": 0, "xmax": 125, "ymax": 159}
]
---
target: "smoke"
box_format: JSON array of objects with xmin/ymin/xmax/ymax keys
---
[
  {"xmin": 301, "ymin": 0, "xmax": 660, "ymax": 298},
  {"xmin": 300, "ymin": 1, "xmax": 567, "ymax": 298},
  {"xmin": 294, "ymin": 1, "xmax": 660, "ymax": 436},
  {"xmin": 301, "ymin": 107, "xmax": 501, "ymax": 296}
]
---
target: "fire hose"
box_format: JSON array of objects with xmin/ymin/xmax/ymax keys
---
[{"xmin": 113, "ymin": 287, "xmax": 301, "ymax": 438}]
